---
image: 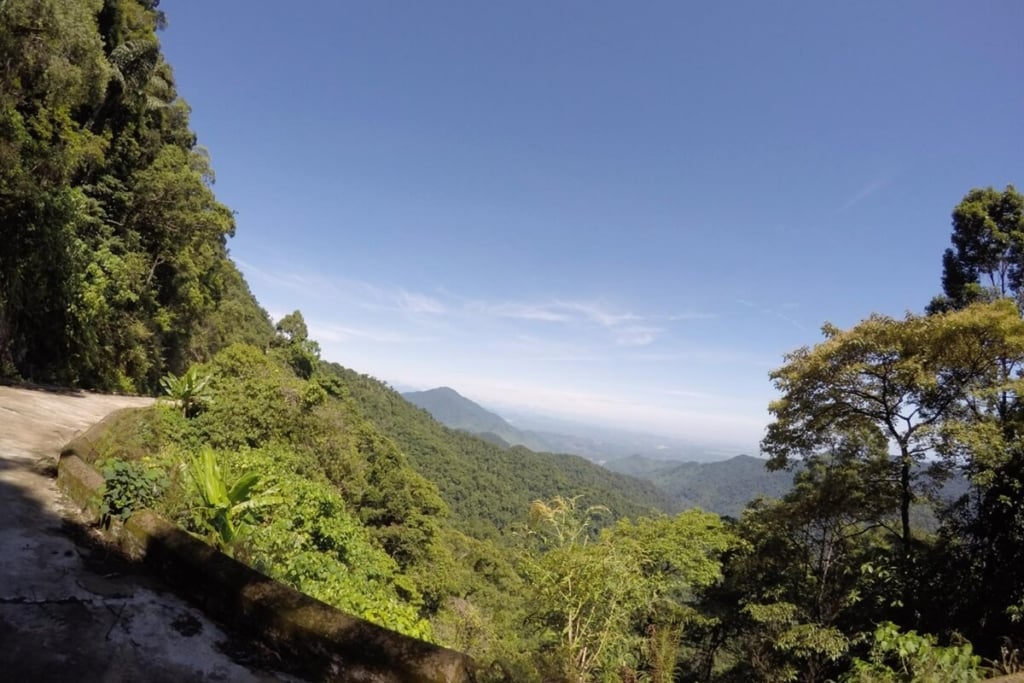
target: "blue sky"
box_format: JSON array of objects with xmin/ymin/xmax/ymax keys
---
[{"xmin": 159, "ymin": 1, "xmax": 1022, "ymax": 452}]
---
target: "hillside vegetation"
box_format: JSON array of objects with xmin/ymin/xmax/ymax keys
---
[
  {"xmin": 0, "ymin": 0, "xmax": 273, "ymax": 392},
  {"xmin": 605, "ymin": 454, "xmax": 794, "ymax": 518},
  {"xmin": 335, "ymin": 369, "xmax": 672, "ymax": 538},
  {"xmin": 85, "ymin": 327, "xmax": 692, "ymax": 678},
  {"xmin": 4, "ymin": 2, "xmax": 1024, "ymax": 682}
]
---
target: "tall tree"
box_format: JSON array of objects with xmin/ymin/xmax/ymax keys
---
[
  {"xmin": 929, "ymin": 444, "xmax": 1024, "ymax": 652},
  {"xmin": 762, "ymin": 301, "xmax": 1024, "ymax": 610},
  {"xmin": 0, "ymin": 0, "xmax": 110, "ymax": 380},
  {"xmin": 701, "ymin": 430, "xmax": 899, "ymax": 683},
  {"xmin": 928, "ymin": 185, "xmax": 1024, "ymax": 313},
  {"xmin": 271, "ymin": 310, "xmax": 321, "ymax": 378}
]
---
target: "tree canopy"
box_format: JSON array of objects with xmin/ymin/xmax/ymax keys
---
[
  {"xmin": 763, "ymin": 300, "xmax": 1024, "ymax": 555},
  {"xmin": 0, "ymin": 0, "xmax": 272, "ymax": 391},
  {"xmin": 928, "ymin": 185, "xmax": 1024, "ymax": 313}
]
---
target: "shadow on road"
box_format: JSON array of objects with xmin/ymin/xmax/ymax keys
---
[{"xmin": 0, "ymin": 387, "xmax": 302, "ymax": 682}]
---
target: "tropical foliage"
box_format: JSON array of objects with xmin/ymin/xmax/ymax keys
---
[
  {"xmin": 0, "ymin": 0, "xmax": 272, "ymax": 392},
  {"xmin": 5, "ymin": 1, "xmax": 1024, "ymax": 680},
  {"xmin": 160, "ymin": 366, "xmax": 212, "ymax": 418},
  {"xmin": 185, "ymin": 446, "xmax": 281, "ymax": 549}
]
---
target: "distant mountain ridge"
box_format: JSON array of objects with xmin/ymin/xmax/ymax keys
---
[
  {"xmin": 403, "ymin": 386, "xmax": 794, "ymax": 517},
  {"xmin": 402, "ymin": 387, "xmax": 519, "ymax": 439},
  {"xmin": 334, "ymin": 374, "xmax": 674, "ymax": 537},
  {"xmin": 604, "ymin": 453, "xmax": 973, "ymax": 521},
  {"xmin": 402, "ymin": 387, "xmax": 608, "ymax": 457},
  {"xmin": 604, "ymin": 453, "xmax": 795, "ymax": 518},
  {"xmin": 401, "ymin": 386, "xmax": 736, "ymax": 463}
]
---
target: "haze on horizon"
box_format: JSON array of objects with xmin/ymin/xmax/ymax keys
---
[{"xmin": 159, "ymin": 1, "xmax": 1022, "ymax": 450}]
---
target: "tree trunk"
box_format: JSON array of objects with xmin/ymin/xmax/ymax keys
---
[
  {"xmin": 899, "ymin": 449, "xmax": 915, "ymax": 623},
  {"xmin": 899, "ymin": 453, "xmax": 911, "ymax": 553}
]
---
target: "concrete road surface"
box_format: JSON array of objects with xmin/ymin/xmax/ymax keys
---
[{"xmin": 0, "ymin": 385, "xmax": 302, "ymax": 682}]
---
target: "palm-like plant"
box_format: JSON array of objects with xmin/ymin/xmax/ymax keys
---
[
  {"xmin": 160, "ymin": 367, "xmax": 212, "ymax": 418},
  {"xmin": 187, "ymin": 447, "xmax": 281, "ymax": 549}
]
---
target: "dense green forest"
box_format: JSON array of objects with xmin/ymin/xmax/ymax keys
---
[
  {"xmin": 328, "ymin": 364, "xmax": 673, "ymax": 538},
  {"xmin": 0, "ymin": 0, "xmax": 273, "ymax": 391},
  {"xmin": 605, "ymin": 454, "xmax": 795, "ymax": 518},
  {"xmin": 4, "ymin": 2, "xmax": 1024, "ymax": 681}
]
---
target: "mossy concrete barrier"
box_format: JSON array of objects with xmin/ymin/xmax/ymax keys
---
[
  {"xmin": 56, "ymin": 452, "xmax": 105, "ymax": 517},
  {"xmin": 60, "ymin": 406, "xmax": 157, "ymax": 465},
  {"xmin": 57, "ymin": 446, "xmax": 475, "ymax": 683}
]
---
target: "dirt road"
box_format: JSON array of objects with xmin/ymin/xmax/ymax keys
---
[{"xmin": 0, "ymin": 385, "xmax": 298, "ymax": 682}]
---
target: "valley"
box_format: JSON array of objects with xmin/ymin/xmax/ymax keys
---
[{"xmin": 404, "ymin": 385, "xmax": 794, "ymax": 517}]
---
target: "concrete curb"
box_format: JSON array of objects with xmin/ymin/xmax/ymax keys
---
[
  {"xmin": 56, "ymin": 452, "xmax": 105, "ymax": 517},
  {"xmin": 57, "ymin": 450, "xmax": 476, "ymax": 683}
]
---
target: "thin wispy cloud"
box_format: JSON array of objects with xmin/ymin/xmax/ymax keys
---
[
  {"xmin": 341, "ymin": 281, "xmax": 448, "ymax": 317},
  {"xmin": 237, "ymin": 259, "xmax": 326, "ymax": 297},
  {"xmin": 661, "ymin": 388, "xmax": 721, "ymax": 400},
  {"xmin": 627, "ymin": 352, "xmax": 683, "ymax": 362},
  {"xmin": 242, "ymin": 262, "xmax": 449, "ymax": 318},
  {"xmin": 241, "ymin": 263, "xmax": 716, "ymax": 350},
  {"xmin": 470, "ymin": 298, "xmax": 641, "ymax": 327},
  {"xmin": 837, "ymin": 175, "xmax": 888, "ymax": 213},
  {"xmin": 665, "ymin": 312, "xmax": 718, "ymax": 322},
  {"xmin": 628, "ymin": 346, "xmax": 775, "ymax": 367},
  {"xmin": 496, "ymin": 335, "xmax": 605, "ymax": 362},
  {"xmin": 307, "ymin": 321, "xmax": 436, "ymax": 345},
  {"xmin": 470, "ymin": 301, "xmax": 570, "ymax": 322},
  {"xmin": 395, "ymin": 290, "xmax": 447, "ymax": 315},
  {"xmin": 465, "ymin": 297, "xmax": 668, "ymax": 346},
  {"xmin": 774, "ymin": 311, "xmax": 805, "ymax": 332},
  {"xmin": 736, "ymin": 298, "xmax": 806, "ymax": 332},
  {"xmin": 613, "ymin": 325, "xmax": 661, "ymax": 346},
  {"xmin": 244, "ymin": 259, "xmax": 728, "ymax": 364},
  {"xmin": 554, "ymin": 300, "xmax": 642, "ymax": 328}
]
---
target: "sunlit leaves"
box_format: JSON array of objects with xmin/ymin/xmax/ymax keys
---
[
  {"xmin": 763, "ymin": 301, "xmax": 1024, "ymax": 554},
  {"xmin": 160, "ymin": 366, "xmax": 212, "ymax": 417},
  {"xmin": 0, "ymin": 0, "xmax": 266, "ymax": 391},
  {"xmin": 185, "ymin": 446, "xmax": 281, "ymax": 548},
  {"xmin": 521, "ymin": 498, "xmax": 737, "ymax": 682},
  {"xmin": 929, "ymin": 185, "xmax": 1024, "ymax": 312}
]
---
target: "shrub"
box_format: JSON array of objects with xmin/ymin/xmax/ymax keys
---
[
  {"xmin": 844, "ymin": 621, "xmax": 983, "ymax": 683},
  {"xmin": 160, "ymin": 367, "xmax": 212, "ymax": 418},
  {"xmin": 185, "ymin": 446, "xmax": 281, "ymax": 550},
  {"xmin": 98, "ymin": 457, "xmax": 169, "ymax": 525}
]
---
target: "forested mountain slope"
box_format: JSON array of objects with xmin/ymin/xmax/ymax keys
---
[
  {"xmin": 403, "ymin": 387, "xmax": 514, "ymax": 436},
  {"xmin": 403, "ymin": 386, "xmax": 615, "ymax": 458},
  {"xmin": 606, "ymin": 454, "xmax": 795, "ymax": 518},
  {"xmin": 326, "ymin": 365, "xmax": 674, "ymax": 538}
]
